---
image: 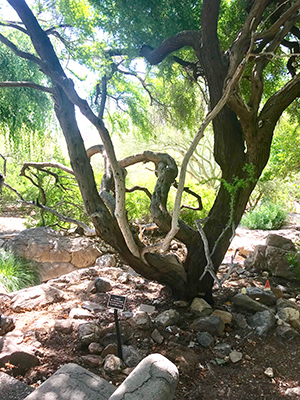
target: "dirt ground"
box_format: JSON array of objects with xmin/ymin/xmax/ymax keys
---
[{"xmin": 1, "ymin": 216, "xmax": 300, "ymax": 399}]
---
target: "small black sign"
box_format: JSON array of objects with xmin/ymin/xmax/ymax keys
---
[{"xmin": 107, "ymin": 294, "xmax": 126, "ymax": 311}]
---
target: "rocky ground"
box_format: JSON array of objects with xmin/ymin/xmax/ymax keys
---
[{"xmin": 1, "ymin": 216, "xmax": 300, "ymax": 399}]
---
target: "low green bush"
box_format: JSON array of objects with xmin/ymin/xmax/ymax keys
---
[
  {"xmin": 241, "ymin": 201, "xmax": 287, "ymax": 230},
  {"xmin": 0, "ymin": 249, "xmax": 41, "ymax": 292}
]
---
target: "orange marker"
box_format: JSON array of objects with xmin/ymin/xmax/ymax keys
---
[{"xmin": 264, "ymin": 280, "xmax": 271, "ymax": 291}]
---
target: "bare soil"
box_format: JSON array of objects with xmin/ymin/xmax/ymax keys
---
[{"xmin": 1, "ymin": 216, "xmax": 300, "ymax": 399}]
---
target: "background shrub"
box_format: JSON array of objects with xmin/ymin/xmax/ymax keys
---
[
  {"xmin": 0, "ymin": 249, "xmax": 41, "ymax": 292},
  {"xmin": 241, "ymin": 201, "xmax": 287, "ymax": 230}
]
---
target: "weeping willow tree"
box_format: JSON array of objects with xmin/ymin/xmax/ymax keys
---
[{"xmin": 1, "ymin": 0, "xmax": 300, "ymax": 303}]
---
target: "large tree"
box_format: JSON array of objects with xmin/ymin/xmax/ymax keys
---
[{"xmin": 1, "ymin": 0, "xmax": 300, "ymax": 302}]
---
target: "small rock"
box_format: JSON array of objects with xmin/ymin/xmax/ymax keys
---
[
  {"xmin": 214, "ymin": 342, "xmax": 232, "ymax": 356},
  {"xmin": 81, "ymin": 354, "xmax": 102, "ymax": 367},
  {"xmin": 277, "ymin": 298, "xmax": 300, "ymax": 311},
  {"xmin": 103, "ymin": 354, "xmax": 124, "ymax": 373},
  {"xmin": 0, "ymin": 336, "xmax": 39, "ymax": 373},
  {"xmin": 232, "ymin": 313, "xmax": 249, "ymax": 329},
  {"xmin": 264, "ymin": 367, "xmax": 274, "ymax": 378},
  {"xmin": 211, "ymin": 310, "xmax": 232, "ymax": 325},
  {"xmin": 245, "ymin": 287, "xmax": 276, "ymax": 306},
  {"xmin": 10, "ymin": 285, "xmax": 65, "ymax": 312},
  {"xmin": 168, "ymin": 345, "xmax": 199, "ymax": 373},
  {"xmin": 248, "ymin": 310, "xmax": 276, "ymax": 336},
  {"xmin": 101, "ymin": 343, "xmax": 118, "ymax": 358},
  {"xmin": 229, "ymin": 350, "xmax": 243, "ymax": 363},
  {"xmin": 54, "ymin": 319, "xmax": 73, "ymax": 334},
  {"xmin": 0, "ymin": 315, "xmax": 15, "ymax": 336},
  {"xmin": 132, "ymin": 312, "xmax": 152, "ymax": 330},
  {"xmin": 196, "ymin": 332, "xmax": 214, "ymax": 348},
  {"xmin": 190, "ymin": 315, "xmax": 225, "ymax": 336},
  {"xmin": 88, "ymin": 342, "xmax": 103, "ymax": 354},
  {"xmin": 151, "ymin": 328, "xmax": 164, "ymax": 344},
  {"xmin": 276, "ymin": 325, "xmax": 300, "ymax": 341},
  {"xmin": 190, "ymin": 298, "xmax": 213, "ymax": 317},
  {"xmin": 96, "ymin": 254, "xmax": 117, "ymax": 268},
  {"xmin": 86, "ymin": 281, "xmax": 96, "ymax": 293},
  {"xmin": 94, "ymin": 277, "xmax": 112, "ymax": 293},
  {"xmin": 155, "ymin": 309, "xmax": 180, "ymax": 328},
  {"xmin": 69, "ymin": 307, "xmax": 94, "ymax": 319},
  {"xmin": 285, "ymin": 387, "xmax": 300, "ymax": 397},
  {"xmin": 233, "ymin": 293, "xmax": 270, "ymax": 313},
  {"xmin": 173, "ymin": 300, "xmax": 189, "ymax": 308},
  {"xmin": 122, "ymin": 345, "xmax": 142, "ymax": 368},
  {"xmin": 277, "ymin": 307, "xmax": 300, "ymax": 330},
  {"xmin": 81, "ymin": 301, "xmax": 106, "ymax": 313},
  {"xmin": 77, "ymin": 322, "xmax": 102, "ymax": 346}
]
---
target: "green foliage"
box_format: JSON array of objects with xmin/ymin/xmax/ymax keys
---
[
  {"xmin": 0, "ymin": 249, "xmax": 41, "ymax": 292},
  {"xmin": 23, "ymin": 168, "xmax": 90, "ymax": 229},
  {"xmin": 126, "ymin": 191, "xmax": 152, "ymax": 223},
  {"xmin": 241, "ymin": 202, "xmax": 287, "ymax": 230},
  {"xmin": 286, "ymin": 252, "xmax": 300, "ymax": 280},
  {"xmin": 0, "ymin": 31, "xmax": 54, "ymax": 151},
  {"xmin": 222, "ymin": 163, "xmax": 256, "ymax": 223},
  {"xmin": 178, "ymin": 185, "xmax": 216, "ymax": 226}
]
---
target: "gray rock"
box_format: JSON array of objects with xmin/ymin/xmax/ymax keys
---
[
  {"xmin": 103, "ymin": 354, "xmax": 124, "ymax": 373},
  {"xmin": 266, "ymin": 234, "xmax": 296, "ymax": 251},
  {"xmin": 77, "ymin": 322, "xmax": 102, "ymax": 346},
  {"xmin": 197, "ymin": 332, "xmax": 214, "ymax": 348},
  {"xmin": 245, "ymin": 287, "xmax": 276, "ymax": 306},
  {"xmin": 211, "ymin": 310, "xmax": 232, "ymax": 325},
  {"xmin": 168, "ymin": 345, "xmax": 199, "ymax": 373},
  {"xmin": 190, "ymin": 315, "xmax": 225, "ymax": 336},
  {"xmin": 266, "ymin": 246, "xmax": 298, "ymax": 280},
  {"xmin": 101, "ymin": 343, "xmax": 118, "ymax": 358},
  {"xmin": 96, "ymin": 254, "xmax": 117, "ymax": 268},
  {"xmin": 214, "ymin": 342, "xmax": 232, "ymax": 356},
  {"xmin": 81, "ymin": 354, "xmax": 102, "ymax": 367},
  {"xmin": 276, "ymin": 325, "xmax": 300, "ymax": 341},
  {"xmin": 23, "ymin": 363, "xmax": 116, "ymax": 400},
  {"xmin": 95, "ymin": 277, "xmax": 112, "ymax": 293},
  {"xmin": 132, "ymin": 312, "xmax": 153, "ymax": 330},
  {"xmin": 244, "ymin": 245, "xmax": 267, "ymax": 271},
  {"xmin": 233, "ymin": 293, "xmax": 270, "ymax": 313},
  {"xmin": 151, "ymin": 328, "xmax": 164, "ymax": 344},
  {"xmin": 6, "ymin": 227, "xmax": 101, "ymax": 281},
  {"xmin": 277, "ymin": 298, "xmax": 300, "ymax": 311},
  {"xmin": 232, "ymin": 313, "xmax": 249, "ymax": 329},
  {"xmin": 122, "ymin": 345, "xmax": 142, "ymax": 367},
  {"xmin": 248, "ymin": 310, "xmax": 276, "ymax": 336},
  {"xmin": 88, "ymin": 342, "xmax": 103, "ymax": 354},
  {"xmin": 277, "ymin": 307, "xmax": 300, "ymax": 330},
  {"xmin": 0, "ymin": 371, "xmax": 34, "ymax": 400},
  {"xmin": 10, "ymin": 284, "xmax": 65, "ymax": 312},
  {"xmin": 190, "ymin": 298, "xmax": 213, "ymax": 317},
  {"xmin": 0, "ymin": 336, "xmax": 39, "ymax": 374},
  {"xmin": 108, "ymin": 353, "xmax": 178, "ymax": 400},
  {"xmin": 285, "ymin": 387, "xmax": 300, "ymax": 397},
  {"xmin": 229, "ymin": 350, "xmax": 243, "ymax": 363},
  {"xmin": 69, "ymin": 307, "xmax": 94, "ymax": 319},
  {"xmin": 81, "ymin": 301, "xmax": 106, "ymax": 313},
  {"xmin": 0, "ymin": 315, "xmax": 15, "ymax": 336},
  {"xmin": 154, "ymin": 309, "xmax": 180, "ymax": 328},
  {"xmin": 54, "ymin": 319, "xmax": 73, "ymax": 334}
]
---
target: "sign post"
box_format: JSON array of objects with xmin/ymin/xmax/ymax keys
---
[{"xmin": 107, "ymin": 294, "xmax": 126, "ymax": 361}]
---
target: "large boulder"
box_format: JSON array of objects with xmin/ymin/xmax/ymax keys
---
[
  {"xmin": 109, "ymin": 354, "xmax": 179, "ymax": 400},
  {"xmin": 244, "ymin": 233, "xmax": 300, "ymax": 281},
  {"xmin": 6, "ymin": 227, "xmax": 101, "ymax": 281},
  {"xmin": 23, "ymin": 363, "xmax": 116, "ymax": 400}
]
